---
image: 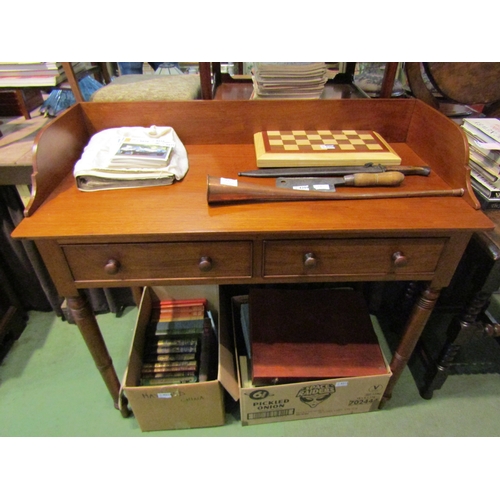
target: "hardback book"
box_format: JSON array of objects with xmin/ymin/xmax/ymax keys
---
[
  {"xmin": 467, "ymin": 136, "xmax": 500, "ymax": 165},
  {"xmin": 254, "ymin": 129, "xmax": 402, "ymax": 167},
  {"xmin": 140, "ymin": 376, "xmax": 198, "ymax": 386},
  {"xmin": 469, "ymin": 151, "xmax": 500, "ymax": 182},
  {"xmin": 462, "ymin": 118, "xmax": 500, "ymax": 148},
  {"xmin": 238, "ymin": 356, "xmax": 252, "ymax": 388},
  {"xmin": 470, "ymin": 170, "xmax": 500, "ymax": 198},
  {"xmin": 154, "ymin": 318, "xmax": 206, "ymax": 334},
  {"xmin": 151, "ymin": 306, "xmax": 206, "ymax": 322},
  {"xmin": 198, "ymin": 318, "xmax": 218, "ymax": 382},
  {"xmin": 248, "ymin": 287, "xmax": 388, "ymax": 386},
  {"xmin": 139, "ymin": 299, "xmax": 217, "ymax": 386},
  {"xmin": 472, "ymin": 185, "xmax": 500, "ymax": 209}
]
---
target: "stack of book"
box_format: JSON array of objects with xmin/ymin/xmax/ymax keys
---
[
  {"xmin": 0, "ymin": 62, "xmax": 89, "ymax": 87},
  {"xmin": 109, "ymin": 135, "xmax": 175, "ymax": 169},
  {"xmin": 140, "ymin": 298, "xmax": 216, "ymax": 386},
  {"xmin": 462, "ymin": 118, "xmax": 500, "ymax": 209},
  {"xmin": 251, "ymin": 62, "xmax": 328, "ymax": 99}
]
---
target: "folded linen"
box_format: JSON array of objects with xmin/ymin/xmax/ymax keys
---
[{"xmin": 73, "ymin": 125, "xmax": 188, "ymax": 191}]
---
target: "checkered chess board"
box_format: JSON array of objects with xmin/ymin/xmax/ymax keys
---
[{"xmin": 254, "ymin": 130, "xmax": 402, "ymax": 167}]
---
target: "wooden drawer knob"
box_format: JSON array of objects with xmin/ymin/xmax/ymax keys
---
[
  {"xmin": 392, "ymin": 251, "xmax": 408, "ymax": 267},
  {"xmin": 104, "ymin": 258, "xmax": 121, "ymax": 275},
  {"xmin": 303, "ymin": 252, "xmax": 317, "ymax": 268},
  {"xmin": 199, "ymin": 256, "xmax": 213, "ymax": 271}
]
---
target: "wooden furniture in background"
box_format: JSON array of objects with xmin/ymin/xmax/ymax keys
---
[
  {"xmin": 0, "ymin": 113, "xmax": 49, "ymax": 186},
  {"xmin": 408, "ymin": 209, "xmax": 500, "ymax": 399},
  {"xmin": 405, "ymin": 62, "xmax": 500, "ymax": 117},
  {"xmin": 61, "ymin": 62, "xmax": 111, "ymax": 103},
  {"xmin": 0, "ymin": 265, "xmax": 27, "ymax": 362},
  {"xmin": 12, "ymin": 99, "xmax": 493, "ymax": 417},
  {"xmin": 0, "ymin": 88, "xmax": 44, "ymax": 119}
]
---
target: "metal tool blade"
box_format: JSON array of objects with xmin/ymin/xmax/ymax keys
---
[
  {"xmin": 276, "ymin": 177, "xmax": 339, "ymax": 191},
  {"xmin": 241, "ymin": 164, "xmax": 385, "ymax": 178}
]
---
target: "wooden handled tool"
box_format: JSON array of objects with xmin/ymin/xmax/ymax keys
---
[
  {"xmin": 207, "ymin": 176, "xmax": 464, "ymax": 205},
  {"xmin": 238, "ymin": 164, "xmax": 431, "ymax": 178},
  {"xmin": 276, "ymin": 172, "xmax": 404, "ymax": 191}
]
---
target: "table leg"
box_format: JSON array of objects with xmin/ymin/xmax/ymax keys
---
[
  {"xmin": 380, "ymin": 285, "xmax": 441, "ymax": 407},
  {"xmin": 67, "ymin": 292, "xmax": 130, "ymax": 417}
]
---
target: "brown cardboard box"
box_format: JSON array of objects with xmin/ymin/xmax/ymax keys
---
[
  {"xmin": 228, "ymin": 293, "xmax": 392, "ymax": 426},
  {"xmin": 123, "ymin": 286, "xmax": 235, "ymax": 432}
]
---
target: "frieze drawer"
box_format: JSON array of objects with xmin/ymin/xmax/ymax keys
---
[
  {"xmin": 263, "ymin": 238, "xmax": 447, "ymax": 278},
  {"xmin": 62, "ymin": 241, "xmax": 252, "ymax": 281}
]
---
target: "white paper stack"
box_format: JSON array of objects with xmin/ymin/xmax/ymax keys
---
[
  {"xmin": 251, "ymin": 62, "xmax": 328, "ymax": 99},
  {"xmin": 461, "ymin": 118, "xmax": 500, "ymax": 208}
]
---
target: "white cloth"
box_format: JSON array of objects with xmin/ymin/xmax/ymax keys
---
[{"xmin": 73, "ymin": 126, "xmax": 189, "ymax": 191}]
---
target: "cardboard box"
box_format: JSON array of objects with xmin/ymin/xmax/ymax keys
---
[
  {"xmin": 123, "ymin": 285, "xmax": 392, "ymax": 430},
  {"xmin": 228, "ymin": 292, "xmax": 392, "ymax": 426},
  {"xmin": 123, "ymin": 286, "xmax": 235, "ymax": 432}
]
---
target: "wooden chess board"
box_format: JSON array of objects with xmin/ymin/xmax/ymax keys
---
[{"xmin": 254, "ymin": 129, "xmax": 402, "ymax": 167}]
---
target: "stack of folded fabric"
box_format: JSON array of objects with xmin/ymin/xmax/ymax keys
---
[
  {"xmin": 73, "ymin": 125, "xmax": 189, "ymax": 191},
  {"xmin": 251, "ymin": 62, "xmax": 328, "ymax": 99}
]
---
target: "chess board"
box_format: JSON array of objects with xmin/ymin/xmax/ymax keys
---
[{"xmin": 254, "ymin": 129, "xmax": 402, "ymax": 167}]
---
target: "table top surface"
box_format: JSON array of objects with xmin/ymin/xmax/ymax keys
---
[
  {"xmin": 11, "ymin": 99, "xmax": 495, "ymax": 242},
  {"xmin": 13, "ymin": 142, "xmax": 493, "ymax": 242}
]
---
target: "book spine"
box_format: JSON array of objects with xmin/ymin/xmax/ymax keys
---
[
  {"xmin": 465, "ymin": 119, "xmax": 500, "ymax": 144},
  {"xmin": 472, "ymin": 187, "xmax": 500, "ymax": 209},
  {"xmin": 153, "ymin": 299, "xmax": 208, "ymax": 307},
  {"xmin": 148, "ymin": 338, "xmax": 198, "ymax": 347},
  {"xmin": 469, "ymin": 160, "xmax": 498, "ymax": 184},
  {"xmin": 470, "ymin": 171, "xmax": 500, "ymax": 197},
  {"xmin": 141, "ymin": 361, "xmax": 198, "ymax": 373},
  {"xmin": 154, "ymin": 319, "xmax": 206, "ymax": 333},
  {"xmin": 463, "ymin": 122, "xmax": 500, "ymax": 145},
  {"xmin": 140, "ymin": 376, "xmax": 198, "ymax": 386},
  {"xmin": 142, "ymin": 370, "xmax": 198, "ymax": 378},
  {"xmin": 144, "ymin": 353, "xmax": 196, "ymax": 362},
  {"xmin": 148, "ymin": 345, "xmax": 198, "ymax": 354},
  {"xmin": 151, "ymin": 310, "xmax": 205, "ymax": 321}
]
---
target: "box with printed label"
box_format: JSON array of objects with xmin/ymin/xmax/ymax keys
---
[
  {"xmin": 228, "ymin": 291, "xmax": 392, "ymax": 426},
  {"xmin": 123, "ymin": 286, "xmax": 235, "ymax": 432}
]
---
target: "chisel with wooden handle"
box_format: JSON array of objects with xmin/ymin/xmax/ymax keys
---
[{"xmin": 276, "ymin": 172, "xmax": 405, "ymax": 191}]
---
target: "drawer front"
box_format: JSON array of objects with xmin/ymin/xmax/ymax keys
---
[
  {"xmin": 263, "ymin": 238, "xmax": 447, "ymax": 278},
  {"xmin": 62, "ymin": 241, "xmax": 252, "ymax": 281}
]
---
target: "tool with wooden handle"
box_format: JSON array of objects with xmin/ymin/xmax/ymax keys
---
[
  {"xmin": 238, "ymin": 164, "xmax": 431, "ymax": 178},
  {"xmin": 276, "ymin": 172, "xmax": 405, "ymax": 192},
  {"xmin": 207, "ymin": 176, "xmax": 465, "ymax": 205}
]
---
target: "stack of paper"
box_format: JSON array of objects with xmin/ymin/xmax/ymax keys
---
[
  {"xmin": 0, "ymin": 62, "xmax": 89, "ymax": 87},
  {"xmin": 461, "ymin": 118, "xmax": 500, "ymax": 209},
  {"xmin": 251, "ymin": 62, "xmax": 328, "ymax": 99}
]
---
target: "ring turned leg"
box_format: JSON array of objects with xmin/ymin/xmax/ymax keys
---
[
  {"xmin": 67, "ymin": 293, "xmax": 130, "ymax": 417},
  {"xmin": 379, "ymin": 285, "xmax": 441, "ymax": 408}
]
